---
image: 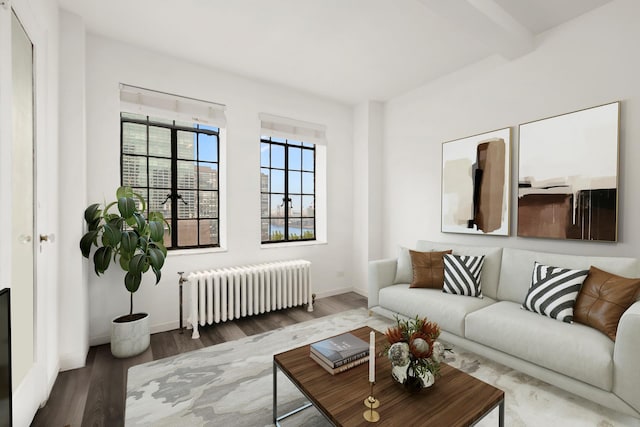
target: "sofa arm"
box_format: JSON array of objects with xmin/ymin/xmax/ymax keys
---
[
  {"xmin": 613, "ymin": 300, "xmax": 640, "ymax": 412},
  {"xmin": 368, "ymin": 258, "xmax": 397, "ymax": 308}
]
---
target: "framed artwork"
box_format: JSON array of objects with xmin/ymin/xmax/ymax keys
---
[
  {"xmin": 441, "ymin": 128, "xmax": 511, "ymax": 236},
  {"xmin": 518, "ymin": 102, "xmax": 620, "ymax": 241}
]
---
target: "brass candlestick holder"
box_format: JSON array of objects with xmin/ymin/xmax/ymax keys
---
[{"xmin": 363, "ymin": 381, "xmax": 380, "ymax": 422}]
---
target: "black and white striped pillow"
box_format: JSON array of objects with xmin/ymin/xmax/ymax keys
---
[
  {"xmin": 522, "ymin": 262, "xmax": 589, "ymax": 323},
  {"xmin": 443, "ymin": 254, "xmax": 484, "ymax": 298}
]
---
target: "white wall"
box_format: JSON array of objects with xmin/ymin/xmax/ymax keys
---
[
  {"xmin": 58, "ymin": 9, "xmax": 88, "ymax": 371},
  {"xmin": 352, "ymin": 101, "xmax": 383, "ymax": 295},
  {"xmin": 84, "ymin": 34, "xmax": 355, "ymax": 345},
  {"xmin": 382, "ymin": 0, "xmax": 640, "ymax": 259}
]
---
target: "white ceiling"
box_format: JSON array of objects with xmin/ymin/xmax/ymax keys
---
[{"xmin": 58, "ymin": 0, "xmax": 611, "ymax": 105}]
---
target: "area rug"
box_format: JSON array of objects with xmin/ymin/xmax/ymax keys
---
[{"xmin": 126, "ymin": 308, "xmax": 640, "ymax": 426}]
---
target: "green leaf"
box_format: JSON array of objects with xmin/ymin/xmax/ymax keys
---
[
  {"xmin": 148, "ymin": 221, "xmax": 164, "ymax": 242},
  {"xmin": 124, "ymin": 272, "xmax": 142, "ymax": 293},
  {"xmin": 93, "ymin": 246, "xmax": 112, "ymax": 275},
  {"xmin": 84, "ymin": 203, "xmax": 101, "ymax": 225},
  {"xmin": 129, "ymin": 253, "xmax": 147, "ymax": 276},
  {"xmin": 150, "ymin": 241, "xmax": 168, "ymax": 257},
  {"xmin": 152, "ymin": 266, "xmax": 162, "ymax": 284},
  {"xmin": 119, "ymin": 253, "xmax": 131, "ymax": 271},
  {"xmin": 116, "ymin": 186, "xmax": 135, "ymax": 199},
  {"xmin": 148, "ymin": 247, "xmax": 165, "ymax": 272},
  {"xmin": 133, "ymin": 191, "xmax": 147, "ymax": 212},
  {"xmin": 120, "ymin": 231, "xmax": 138, "ymax": 255},
  {"xmin": 148, "ymin": 211, "xmax": 165, "ymax": 222},
  {"xmin": 79, "ymin": 230, "xmax": 99, "ymax": 258},
  {"xmin": 157, "ymin": 241, "xmax": 168, "ymax": 257},
  {"xmin": 133, "ymin": 212, "xmax": 146, "ymax": 230},
  {"xmin": 87, "ymin": 217, "xmax": 102, "ymax": 231},
  {"xmin": 104, "ymin": 201, "xmax": 118, "ymax": 215},
  {"xmin": 138, "ymin": 236, "xmax": 148, "ymax": 253},
  {"xmin": 102, "ymin": 222, "xmax": 121, "ymax": 247},
  {"xmin": 117, "ymin": 196, "xmax": 137, "ymax": 219}
]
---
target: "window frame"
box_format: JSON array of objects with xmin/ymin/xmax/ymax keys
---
[
  {"xmin": 260, "ymin": 136, "xmax": 316, "ymax": 244},
  {"xmin": 120, "ymin": 113, "xmax": 221, "ymax": 250}
]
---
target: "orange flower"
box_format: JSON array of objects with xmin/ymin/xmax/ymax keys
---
[
  {"xmin": 385, "ymin": 326, "xmax": 404, "ymax": 344},
  {"xmin": 409, "ymin": 332, "xmax": 433, "ymax": 359},
  {"xmin": 420, "ymin": 319, "xmax": 441, "ymax": 340}
]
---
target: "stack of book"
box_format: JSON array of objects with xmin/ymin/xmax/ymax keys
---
[{"xmin": 309, "ymin": 332, "xmax": 369, "ymax": 375}]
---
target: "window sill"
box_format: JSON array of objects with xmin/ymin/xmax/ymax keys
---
[
  {"xmin": 260, "ymin": 240, "xmax": 327, "ymax": 249},
  {"xmin": 168, "ymin": 246, "xmax": 228, "ymax": 257}
]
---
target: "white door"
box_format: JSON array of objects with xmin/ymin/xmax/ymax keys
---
[{"xmin": 10, "ymin": 9, "xmax": 35, "ymax": 391}]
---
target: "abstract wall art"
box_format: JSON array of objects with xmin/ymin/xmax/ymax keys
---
[
  {"xmin": 518, "ymin": 102, "xmax": 620, "ymax": 241},
  {"xmin": 441, "ymin": 128, "xmax": 511, "ymax": 236}
]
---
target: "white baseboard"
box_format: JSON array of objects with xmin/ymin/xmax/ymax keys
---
[
  {"xmin": 351, "ymin": 287, "xmax": 368, "ymax": 297},
  {"xmin": 314, "ymin": 286, "xmax": 352, "ymax": 299},
  {"xmin": 90, "ymin": 320, "xmax": 183, "ymax": 347},
  {"xmin": 89, "ymin": 289, "xmax": 366, "ymax": 346},
  {"xmin": 59, "ymin": 350, "xmax": 88, "ymax": 372},
  {"xmin": 13, "ymin": 364, "xmax": 45, "ymax": 427}
]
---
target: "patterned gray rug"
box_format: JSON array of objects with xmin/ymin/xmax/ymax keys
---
[{"xmin": 126, "ymin": 308, "xmax": 640, "ymax": 426}]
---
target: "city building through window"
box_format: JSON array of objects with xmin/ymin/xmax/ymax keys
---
[
  {"xmin": 121, "ymin": 113, "xmax": 220, "ymax": 249},
  {"xmin": 260, "ymin": 136, "xmax": 316, "ymax": 243}
]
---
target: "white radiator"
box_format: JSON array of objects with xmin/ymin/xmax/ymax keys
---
[{"xmin": 186, "ymin": 259, "xmax": 313, "ymax": 339}]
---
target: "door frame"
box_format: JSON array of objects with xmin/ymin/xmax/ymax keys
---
[{"xmin": 0, "ymin": 1, "xmax": 57, "ymax": 424}]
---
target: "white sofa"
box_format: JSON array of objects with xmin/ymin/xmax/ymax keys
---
[{"xmin": 368, "ymin": 240, "xmax": 640, "ymax": 418}]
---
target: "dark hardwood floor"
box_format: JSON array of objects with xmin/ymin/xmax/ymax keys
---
[{"xmin": 30, "ymin": 292, "xmax": 367, "ymax": 427}]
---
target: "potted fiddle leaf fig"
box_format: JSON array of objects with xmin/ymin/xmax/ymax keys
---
[{"xmin": 80, "ymin": 186, "xmax": 169, "ymax": 358}]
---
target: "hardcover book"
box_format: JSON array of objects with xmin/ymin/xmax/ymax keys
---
[
  {"xmin": 310, "ymin": 352, "xmax": 369, "ymax": 375},
  {"xmin": 309, "ymin": 332, "xmax": 369, "ymax": 368}
]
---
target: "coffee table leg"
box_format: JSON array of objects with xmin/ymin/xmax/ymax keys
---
[
  {"xmin": 499, "ymin": 399, "xmax": 504, "ymax": 427},
  {"xmin": 273, "ymin": 361, "xmax": 278, "ymax": 425},
  {"xmin": 273, "ymin": 360, "xmax": 315, "ymax": 426}
]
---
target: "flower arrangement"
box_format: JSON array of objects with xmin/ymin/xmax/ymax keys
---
[{"xmin": 385, "ymin": 316, "xmax": 445, "ymax": 391}]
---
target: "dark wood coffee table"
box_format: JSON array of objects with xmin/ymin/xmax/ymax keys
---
[{"xmin": 273, "ymin": 326, "xmax": 504, "ymax": 426}]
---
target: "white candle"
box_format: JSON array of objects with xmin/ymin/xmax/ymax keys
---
[{"xmin": 369, "ymin": 331, "xmax": 375, "ymax": 383}]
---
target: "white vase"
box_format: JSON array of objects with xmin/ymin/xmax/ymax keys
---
[
  {"xmin": 391, "ymin": 362, "xmax": 435, "ymax": 391},
  {"xmin": 111, "ymin": 313, "xmax": 150, "ymax": 358}
]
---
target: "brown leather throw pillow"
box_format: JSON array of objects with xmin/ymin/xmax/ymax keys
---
[
  {"xmin": 574, "ymin": 266, "xmax": 640, "ymax": 341},
  {"xmin": 409, "ymin": 249, "xmax": 452, "ymax": 289}
]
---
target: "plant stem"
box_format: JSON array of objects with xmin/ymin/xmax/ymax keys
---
[{"xmin": 129, "ymin": 292, "xmax": 133, "ymax": 316}]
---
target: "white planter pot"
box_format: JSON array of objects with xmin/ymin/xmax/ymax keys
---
[{"xmin": 111, "ymin": 313, "xmax": 150, "ymax": 358}]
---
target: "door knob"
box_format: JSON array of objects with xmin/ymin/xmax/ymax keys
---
[
  {"xmin": 18, "ymin": 234, "xmax": 32, "ymax": 244},
  {"xmin": 39, "ymin": 234, "xmax": 54, "ymax": 243}
]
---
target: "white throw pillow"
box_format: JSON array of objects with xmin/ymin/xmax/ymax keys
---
[
  {"xmin": 394, "ymin": 246, "xmax": 413, "ymax": 284},
  {"xmin": 521, "ymin": 262, "xmax": 589, "ymax": 323}
]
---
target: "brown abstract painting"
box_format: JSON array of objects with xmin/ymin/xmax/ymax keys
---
[
  {"xmin": 442, "ymin": 128, "xmax": 511, "ymax": 236},
  {"xmin": 518, "ymin": 102, "xmax": 620, "ymax": 241}
]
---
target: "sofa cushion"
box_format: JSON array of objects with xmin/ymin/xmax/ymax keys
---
[
  {"xmin": 409, "ymin": 249, "xmax": 451, "ymax": 288},
  {"xmin": 521, "ymin": 262, "xmax": 588, "ymax": 323},
  {"xmin": 443, "ymin": 254, "xmax": 484, "ymax": 297},
  {"xmin": 394, "ymin": 246, "xmax": 413, "ymax": 284},
  {"xmin": 416, "ymin": 241, "xmax": 503, "ymax": 300},
  {"xmin": 465, "ymin": 301, "xmax": 614, "ymax": 390},
  {"xmin": 378, "ymin": 284, "xmax": 495, "ymax": 337},
  {"xmin": 574, "ymin": 266, "xmax": 640, "ymax": 341},
  {"xmin": 497, "ymin": 247, "xmax": 640, "ymax": 304}
]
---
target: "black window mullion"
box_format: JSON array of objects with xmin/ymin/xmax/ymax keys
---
[
  {"xmin": 283, "ymin": 141, "xmax": 289, "ymax": 240},
  {"xmin": 170, "ymin": 129, "xmax": 178, "ymax": 248},
  {"xmin": 196, "ymin": 132, "xmax": 201, "ymax": 247}
]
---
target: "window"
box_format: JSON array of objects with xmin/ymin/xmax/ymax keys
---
[
  {"xmin": 121, "ymin": 113, "xmax": 220, "ymax": 249},
  {"xmin": 261, "ymin": 137, "xmax": 315, "ymax": 243}
]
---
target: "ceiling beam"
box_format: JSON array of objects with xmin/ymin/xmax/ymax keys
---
[{"xmin": 417, "ymin": 0, "xmax": 534, "ymax": 59}]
